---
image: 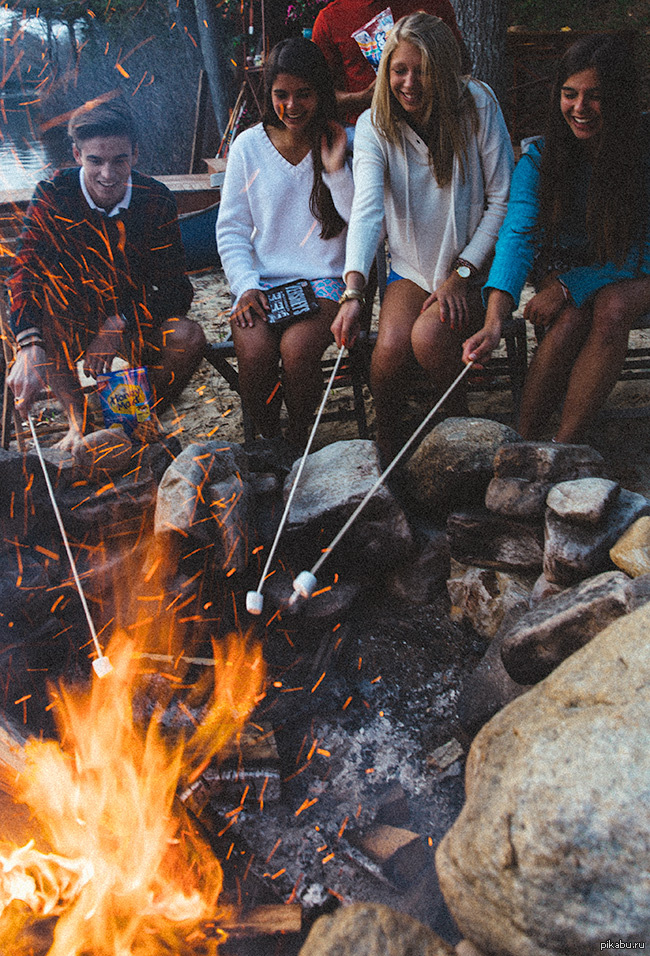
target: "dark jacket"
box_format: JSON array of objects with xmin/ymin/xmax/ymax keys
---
[{"xmin": 8, "ymin": 167, "xmax": 194, "ymax": 342}]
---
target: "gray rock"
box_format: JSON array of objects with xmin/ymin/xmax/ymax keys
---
[
  {"xmin": 386, "ymin": 528, "xmax": 450, "ymax": 604},
  {"xmin": 544, "ymin": 488, "xmax": 650, "ymax": 585},
  {"xmin": 285, "ymin": 440, "xmax": 414, "ymax": 569},
  {"xmin": 447, "ymin": 510, "xmax": 544, "ymax": 572},
  {"xmin": 207, "ymin": 476, "xmax": 254, "ymax": 573},
  {"xmin": 529, "ymin": 573, "xmax": 565, "ymax": 606},
  {"xmin": 404, "ymin": 418, "xmax": 521, "ymax": 512},
  {"xmin": 485, "ymin": 477, "xmax": 552, "ymax": 519},
  {"xmin": 154, "ymin": 442, "xmax": 248, "ymax": 543},
  {"xmin": 546, "ymin": 477, "xmax": 620, "ymax": 524},
  {"xmin": 447, "ymin": 563, "xmax": 533, "ymax": 639},
  {"xmin": 298, "ymin": 902, "xmax": 456, "ymax": 956},
  {"xmin": 456, "ymin": 627, "xmax": 532, "ymax": 738},
  {"xmin": 437, "ymin": 603, "xmax": 650, "ymax": 956},
  {"xmin": 629, "ymin": 572, "xmax": 650, "ymax": 610},
  {"xmin": 494, "ymin": 441, "xmax": 605, "ymax": 482},
  {"xmin": 500, "ymin": 570, "xmax": 635, "ymax": 685}
]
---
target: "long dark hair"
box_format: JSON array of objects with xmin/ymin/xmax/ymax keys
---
[
  {"xmin": 263, "ymin": 37, "xmax": 345, "ymax": 240},
  {"xmin": 539, "ymin": 34, "xmax": 645, "ymax": 266}
]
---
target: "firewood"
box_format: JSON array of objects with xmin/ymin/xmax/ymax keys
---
[
  {"xmin": 220, "ymin": 904, "xmax": 301, "ymax": 936},
  {"xmin": 349, "ymin": 824, "xmax": 429, "ymax": 888}
]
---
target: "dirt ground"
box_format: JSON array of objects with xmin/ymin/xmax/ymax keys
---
[{"xmin": 170, "ymin": 267, "xmax": 650, "ymax": 499}]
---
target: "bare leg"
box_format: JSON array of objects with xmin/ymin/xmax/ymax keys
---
[
  {"xmin": 40, "ymin": 328, "xmax": 92, "ymax": 453},
  {"xmin": 555, "ymin": 277, "xmax": 650, "ymax": 443},
  {"xmin": 144, "ymin": 317, "xmax": 206, "ymax": 413},
  {"xmin": 518, "ymin": 303, "xmax": 591, "ymax": 440},
  {"xmin": 410, "ymin": 285, "xmax": 485, "ymax": 417},
  {"xmin": 231, "ymin": 318, "xmax": 283, "ymax": 438},
  {"xmin": 370, "ymin": 279, "xmax": 425, "ymax": 463},
  {"xmin": 279, "ymin": 299, "xmax": 337, "ymax": 448}
]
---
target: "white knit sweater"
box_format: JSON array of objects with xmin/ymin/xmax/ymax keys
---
[
  {"xmin": 216, "ymin": 123, "xmax": 354, "ymax": 305},
  {"xmin": 344, "ymin": 80, "xmax": 514, "ymax": 292}
]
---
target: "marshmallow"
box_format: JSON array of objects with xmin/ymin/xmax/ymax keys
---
[
  {"xmin": 292, "ymin": 570, "xmax": 317, "ymax": 600},
  {"xmin": 246, "ymin": 590, "xmax": 264, "ymax": 615},
  {"xmin": 92, "ymin": 656, "xmax": 113, "ymax": 678}
]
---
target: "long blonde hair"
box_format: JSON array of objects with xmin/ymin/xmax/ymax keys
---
[{"xmin": 371, "ymin": 12, "xmax": 478, "ymax": 186}]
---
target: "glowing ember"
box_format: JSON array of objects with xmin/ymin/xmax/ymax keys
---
[{"xmin": 0, "ymin": 631, "xmax": 265, "ymax": 955}]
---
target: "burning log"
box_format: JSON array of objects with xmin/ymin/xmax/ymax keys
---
[
  {"xmin": 220, "ymin": 904, "xmax": 302, "ymax": 936},
  {"xmin": 180, "ymin": 721, "xmax": 281, "ymax": 813}
]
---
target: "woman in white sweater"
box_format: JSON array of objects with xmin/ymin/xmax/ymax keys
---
[
  {"xmin": 217, "ymin": 37, "xmax": 353, "ymax": 447},
  {"xmin": 331, "ymin": 13, "xmax": 513, "ymax": 463}
]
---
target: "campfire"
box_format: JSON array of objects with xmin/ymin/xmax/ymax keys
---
[{"xmin": 0, "ymin": 630, "xmax": 265, "ymax": 955}]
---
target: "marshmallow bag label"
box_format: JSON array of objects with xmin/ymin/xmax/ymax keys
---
[{"xmin": 97, "ymin": 367, "xmax": 152, "ymax": 436}]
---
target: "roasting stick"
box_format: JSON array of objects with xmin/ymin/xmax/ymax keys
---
[
  {"xmin": 246, "ymin": 343, "xmax": 347, "ymax": 615},
  {"xmin": 289, "ymin": 361, "xmax": 475, "ymax": 606},
  {"xmin": 27, "ymin": 414, "xmax": 113, "ymax": 677}
]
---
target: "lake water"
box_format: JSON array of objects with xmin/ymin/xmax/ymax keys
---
[{"xmin": 0, "ymin": 100, "xmax": 67, "ymax": 193}]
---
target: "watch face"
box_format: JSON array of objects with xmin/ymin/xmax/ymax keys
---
[{"xmin": 456, "ymin": 265, "xmax": 471, "ymax": 279}]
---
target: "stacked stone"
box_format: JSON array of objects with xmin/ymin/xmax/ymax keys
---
[{"xmin": 443, "ymin": 441, "xmax": 650, "ymax": 735}]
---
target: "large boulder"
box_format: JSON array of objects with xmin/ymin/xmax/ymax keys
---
[
  {"xmin": 436, "ymin": 603, "xmax": 650, "ymax": 956},
  {"xmin": 404, "ymin": 418, "xmax": 521, "ymax": 513},
  {"xmin": 284, "ymin": 440, "xmax": 414, "ymax": 570},
  {"xmin": 298, "ymin": 902, "xmax": 455, "ymax": 956}
]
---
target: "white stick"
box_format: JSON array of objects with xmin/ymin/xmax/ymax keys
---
[
  {"xmin": 27, "ymin": 416, "xmax": 112, "ymax": 677},
  {"xmin": 247, "ymin": 344, "xmax": 346, "ymax": 613},
  {"xmin": 290, "ymin": 361, "xmax": 474, "ymax": 601}
]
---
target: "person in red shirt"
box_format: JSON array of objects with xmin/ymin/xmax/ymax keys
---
[{"xmin": 312, "ymin": 0, "xmax": 471, "ymax": 124}]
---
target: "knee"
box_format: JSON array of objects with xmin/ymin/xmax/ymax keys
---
[
  {"xmin": 179, "ymin": 319, "xmax": 206, "ymax": 357},
  {"xmin": 591, "ymin": 285, "xmax": 639, "ymax": 339}
]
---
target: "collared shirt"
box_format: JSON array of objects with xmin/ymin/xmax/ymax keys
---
[{"xmin": 79, "ymin": 167, "xmax": 132, "ymax": 216}]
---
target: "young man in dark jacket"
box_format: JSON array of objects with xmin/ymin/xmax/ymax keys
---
[{"xmin": 7, "ymin": 96, "xmax": 205, "ymax": 450}]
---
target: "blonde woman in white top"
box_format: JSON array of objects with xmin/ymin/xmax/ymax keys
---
[{"xmin": 331, "ymin": 12, "xmax": 513, "ymax": 463}]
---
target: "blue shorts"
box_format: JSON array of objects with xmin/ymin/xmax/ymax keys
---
[{"xmin": 386, "ymin": 268, "xmax": 405, "ymax": 287}]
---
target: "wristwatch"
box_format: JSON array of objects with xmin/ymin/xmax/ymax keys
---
[
  {"xmin": 338, "ymin": 288, "xmax": 366, "ymax": 306},
  {"xmin": 455, "ymin": 264, "xmax": 472, "ymax": 279}
]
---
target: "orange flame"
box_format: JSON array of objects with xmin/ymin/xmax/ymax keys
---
[{"xmin": 0, "ymin": 630, "xmax": 266, "ymax": 955}]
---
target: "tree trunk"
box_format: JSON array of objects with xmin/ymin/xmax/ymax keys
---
[
  {"xmin": 453, "ymin": 0, "xmax": 509, "ymax": 103},
  {"xmin": 191, "ymin": 0, "xmax": 231, "ymax": 139}
]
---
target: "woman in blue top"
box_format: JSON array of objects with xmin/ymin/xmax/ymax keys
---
[{"xmin": 463, "ymin": 34, "xmax": 650, "ymax": 442}]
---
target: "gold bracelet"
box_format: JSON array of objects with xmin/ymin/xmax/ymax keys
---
[{"xmin": 338, "ymin": 288, "xmax": 365, "ymax": 306}]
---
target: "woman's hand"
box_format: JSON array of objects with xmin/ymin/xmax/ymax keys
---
[
  {"xmin": 462, "ymin": 324, "xmax": 501, "ymax": 366},
  {"xmin": 321, "ymin": 121, "xmax": 348, "ymax": 174},
  {"xmin": 421, "ymin": 271, "xmax": 470, "ymax": 331},
  {"xmin": 84, "ymin": 314, "xmax": 126, "ymax": 379},
  {"xmin": 523, "ymin": 280, "xmax": 568, "ymax": 327},
  {"xmin": 232, "ymin": 289, "xmax": 269, "ymax": 328},
  {"xmin": 331, "ymin": 298, "xmax": 363, "ymax": 349}
]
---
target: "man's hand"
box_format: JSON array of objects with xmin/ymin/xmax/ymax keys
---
[
  {"xmin": 84, "ymin": 314, "xmax": 127, "ymax": 378},
  {"xmin": 232, "ymin": 289, "xmax": 269, "ymax": 328},
  {"xmin": 7, "ymin": 344, "xmax": 48, "ymax": 418},
  {"xmin": 335, "ymin": 79, "xmax": 375, "ymax": 114}
]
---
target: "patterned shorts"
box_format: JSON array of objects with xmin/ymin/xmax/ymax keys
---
[{"xmin": 260, "ymin": 277, "xmax": 345, "ymax": 303}]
